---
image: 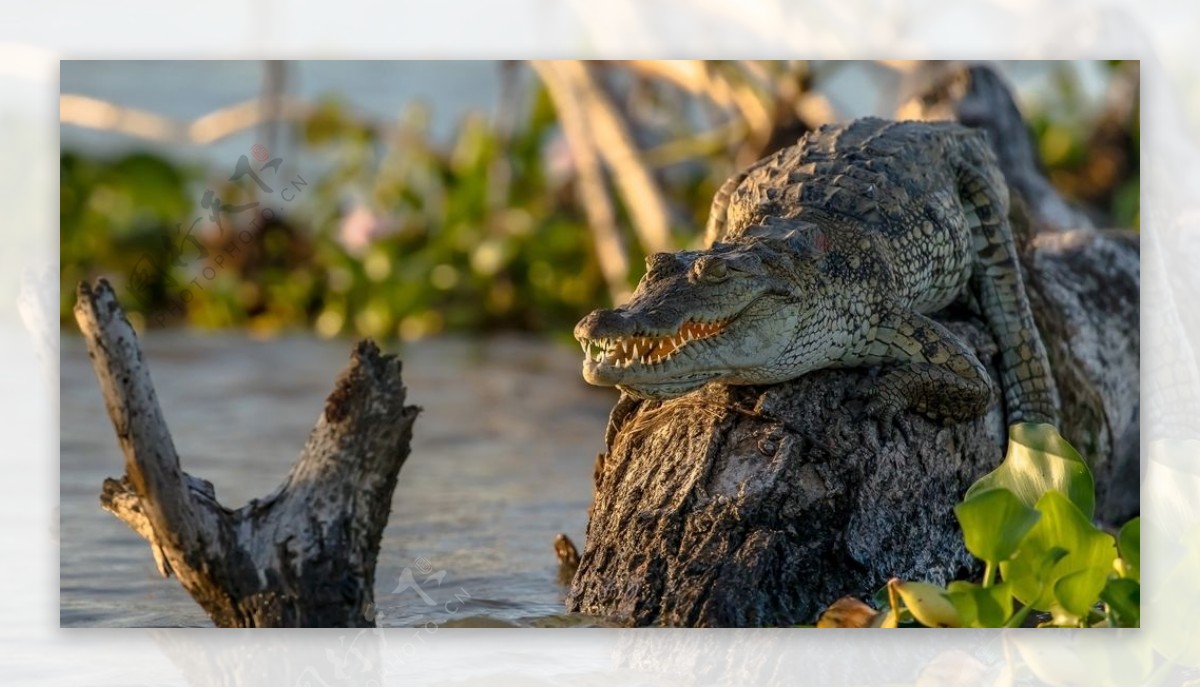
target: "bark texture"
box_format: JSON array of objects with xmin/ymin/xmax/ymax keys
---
[
  {"xmin": 566, "ymin": 65, "xmax": 1139, "ymax": 627},
  {"xmin": 76, "ymin": 279, "xmax": 419, "ymax": 627}
]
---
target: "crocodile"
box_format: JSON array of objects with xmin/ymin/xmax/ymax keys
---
[{"xmin": 574, "ymin": 117, "xmax": 1060, "ymax": 429}]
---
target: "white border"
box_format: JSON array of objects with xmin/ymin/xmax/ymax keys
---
[{"xmin": 2, "ymin": 0, "xmax": 1197, "ymax": 684}]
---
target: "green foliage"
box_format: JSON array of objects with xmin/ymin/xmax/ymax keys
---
[
  {"xmin": 954, "ymin": 487, "xmax": 1040, "ymax": 563},
  {"xmin": 1118, "ymin": 516, "xmax": 1141, "ymax": 578},
  {"xmin": 1099, "ymin": 577, "xmax": 1140, "ymax": 627},
  {"xmin": 946, "ymin": 580, "xmax": 1013, "ymax": 628},
  {"xmin": 1026, "ymin": 60, "xmax": 1140, "ymax": 230},
  {"xmin": 1003, "ymin": 491, "xmax": 1116, "ymax": 615},
  {"xmin": 296, "ymin": 96, "xmax": 616, "ymax": 340},
  {"xmin": 965, "ymin": 422, "xmax": 1095, "ymax": 518},
  {"xmin": 870, "ymin": 423, "xmax": 1139, "ymax": 629},
  {"xmin": 59, "ymin": 87, "xmax": 719, "ymax": 339},
  {"xmin": 60, "ymin": 151, "xmax": 200, "ymax": 322}
]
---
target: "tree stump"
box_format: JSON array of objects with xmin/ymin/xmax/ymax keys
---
[
  {"xmin": 76, "ymin": 279, "xmax": 419, "ymax": 627},
  {"xmin": 566, "ymin": 65, "xmax": 1140, "ymax": 627}
]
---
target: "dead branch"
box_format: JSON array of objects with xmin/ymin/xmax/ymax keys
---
[
  {"xmin": 550, "ymin": 61, "xmax": 675, "ymax": 255},
  {"xmin": 76, "ymin": 279, "xmax": 419, "ymax": 627},
  {"xmin": 532, "ymin": 61, "xmax": 632, "ymax": 304}
]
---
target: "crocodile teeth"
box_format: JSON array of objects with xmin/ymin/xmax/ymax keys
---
[{"xmin": 585, "ymin": 318, "xmax": 729, "ymax": 368}]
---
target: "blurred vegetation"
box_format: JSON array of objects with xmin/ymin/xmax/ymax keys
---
[
  {"xmin": 62, "ymin": 89, "xmax": 652, "ymax": 340},
  {"xmin": 1024, "ymin": 61, "xmax": 1140, "ymax": 229},
  {"xmin": 60, "ymin": 61, "xmax": 1140, "ymax": 341}
]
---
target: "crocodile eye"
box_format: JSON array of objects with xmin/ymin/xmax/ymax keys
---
[{"xmin": 695, "ymin": 257, "xmax": 729, "ymax": 283}]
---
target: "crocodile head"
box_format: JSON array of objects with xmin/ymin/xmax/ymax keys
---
[{"xmin": 574, "ymin": 233, "xmax": 831, "ymax": 399}]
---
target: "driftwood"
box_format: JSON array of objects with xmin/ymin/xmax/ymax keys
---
[
  {"xmin": 75, "ymin": 279, "xmax": 419, "ymax": 627},
  {"xmin": 566, "ymin": 65, "xmax": 1140, "ymax": 627}
]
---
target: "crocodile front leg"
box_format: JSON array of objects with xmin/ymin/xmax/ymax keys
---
[
  {"xmin": 860, "ymin": 309, "xmax": 996, "ymax": 426},
  {"xmin": 956, "ymin": 158, "xmax": 1061, "ymax": 424}
]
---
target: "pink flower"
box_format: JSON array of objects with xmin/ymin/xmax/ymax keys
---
[{"xmin": 338, "ymin": 205, "xmax": 396, "ymax": 253}]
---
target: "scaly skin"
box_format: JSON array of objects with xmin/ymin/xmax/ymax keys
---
[{"xmin": 575, "ymin": 117, "xmax": 1060, "ymax": 428}]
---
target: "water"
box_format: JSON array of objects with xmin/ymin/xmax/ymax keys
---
[
  {"xmin": 59, "ymin": 60, "xmax": 511, "ymax": 167},
  {"xmin": 59, "ymin": 331, "xmax": 616, "ymax": 627},
  {"xmin": 58, "ymin": 60, "xmax": 1112, "ymax": 171}
]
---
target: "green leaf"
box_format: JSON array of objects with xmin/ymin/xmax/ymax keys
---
[
  {"xmin": 1100, "ymin": 578, "xmax": 1140, "ymax": 628},
  {"xmin": 947, "ymin": 580, "xmax": 1014, "ymax": 627},
  {"xmin": 1000, "ymin": 491, "xmax": 1117, "ymax": 611},
  {"xmin": 892, "ymin": 580, "xmax": 962, "ymax": 628},
  {"xmin": 871, "ymin": 584, "xmax": 890, "ymax": 611},
  {"xmin": 1118, "ymin": 517, "xmax": 1140, "ymax": 581},
  {"xmin": 954, "ymin": 487, "xmax": 1041, "ymax": 563},
  {"xmin": 966, "ymin": 423, "xmax": 1095, "ymax": 519},
  {"xmin": 869, "ymin": 585, "xmax": 914, "ymax": 626},
  {"xmin": 1054, "ymin": 569, "xmax": 1105, "ymax": 619}
]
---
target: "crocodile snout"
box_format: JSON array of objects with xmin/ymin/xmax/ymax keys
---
[{"xmin": 574, "ymin": 308, "xmax": 632, "ymax": 341}]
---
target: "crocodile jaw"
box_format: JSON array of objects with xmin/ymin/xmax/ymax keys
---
[
  {"xmin": 574, "ymin": 239, "xmax": 811, "ymax": 399},
  {"xmin": 575, "ymin": 294, "xmax": 804, "ymax": 399},
  {"xmin": 578, "ymin": 317, "xmax": 732, "ymax": 396}
]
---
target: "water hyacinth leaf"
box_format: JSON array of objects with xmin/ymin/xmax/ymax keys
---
[
  {"xmin": 892, "ymin": 580, "xmax": 961, "ymax": 628},
  {"xmin": 1118, "ymin": 517, "xmax": 1140, "ymax": 581},
  {"xmin": 947, "ymin": 580, "xmax": 1013, "ymax": 628},
  {"xmin": 871, "ymin": 609, "xmax": 900, "ymax": 628},
  {"xmin": 1001, "ymin": 545, "xmax": 1068, "ymax": 605},
  {"xmin": 966, "ymin": 423, "xmax": 1095, "ymax": 519},
  {"xmin": 1053, "ymin": 568, "xmax": 1109, "ymax": 619},
  {"xmin": 1100, "ymin": 577, "xmax": 1140, "ymax": 628},
  {"xmin": 954, "ymin": 487, "xmax": 1041, "ymax": 563},
  {"xmin": 946, "ymin": 586, "xmax": 980, "ymax": 627},
  {"xmin": 871, "ymin": 584, "xmax": 890, "ymax": 611},
  {"xmin": 871, "ymin": 583, "xmax": 914, "ymax": 626},
  {"xmin": 1000, "ymin": 491, "xmax": 1116, "ymax": 611}
]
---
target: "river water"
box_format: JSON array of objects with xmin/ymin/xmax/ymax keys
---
[{"xmin": 59, "ymin": 331, "xmax": 615, "ymax": 627}]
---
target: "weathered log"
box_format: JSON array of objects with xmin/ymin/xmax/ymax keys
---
[
  {"xmin": 566, "ymin": 66, "xmax": 1139, "ymax": 627},
  {"xmin": 566, "ymin": 223, "xmax": 1139, "ymax": 628},
  {"xmin": 75, "ymin": 279, "xmax": 419, "ymax": 627}
]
